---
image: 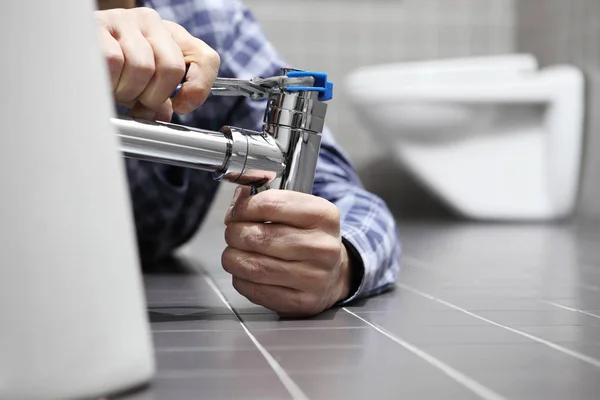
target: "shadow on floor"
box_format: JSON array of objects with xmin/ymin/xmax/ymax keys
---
[
  {"xmin": 148, "ymin": 307, "xmax": 240, "ymax": 323},
  {"xmin": 142, "ymin": 256, "xmax": 199, "ymax": 275},
  {"xmin": 356, "ymin": 155, "xmax": 458, "ymax": 221}
]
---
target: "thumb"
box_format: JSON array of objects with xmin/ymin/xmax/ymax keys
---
[
  {"xmin": 162, "ymin": 20, "xmax": 220, "ymax": 114},
  {"xmin": 224, "ymin": 186, "xmax": 252, "ymax": 225}
]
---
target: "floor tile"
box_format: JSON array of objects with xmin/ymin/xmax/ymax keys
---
[
  {"xmin": 420, "ymin": 344, "xmax": 600, "ymax": 400},
  {"xmin": 360, "ymin": 320, "xmax": 534, "ymax": 346},
  {"xmin": 156, "ymin": 347, "xmax": 272, "ymax": 373},
  {"xmin": 128, "ymin": 221, "xmax": 600, "ymax": 399},
  {"xmin": 152, "ymin": 330, "xmax": 251, "ymax": 350},
  {"xmin": 352, "ymin": 309, "xmax": 492, "ymax": 326},
  {"xmin": 290, "ymin": 371, "xmax": 484, "ymax": 400},
  {"xmin": 150, "ymin": 317, "xmax": 242, "ymax": 332},
  {"xmin": 251, "ymin": 326, "xmax": 381, "ymax": 349},
  {"xmin": 473, "ymin": 309, "xmax": 600, "ymax": 326},
  {"xmin": 242, "ymin": 308, "xmax": 367, "ymax": 330},
  {"xmin": 515, "ymin": 325, "xmax": 600, "ymax": 344},
  {"xmin": 136, "ymin": 375, "xmax": 292, "ymax": 400}
]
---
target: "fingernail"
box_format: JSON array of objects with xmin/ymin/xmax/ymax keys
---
[{"xmin": 224, "ymin": 186, "xmax": 242, "ymax": 225}]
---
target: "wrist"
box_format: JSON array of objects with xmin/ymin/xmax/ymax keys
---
[
  {"xmin": 335, "ymin": 238, "xmax": 365, "ymax": 304},
  {"xmin": 336, "ymin": 245, "xmax": 352, "ymax": 302}
]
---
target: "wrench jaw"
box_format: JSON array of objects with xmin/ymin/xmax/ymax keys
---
[
  {"xmin": 172, "ymin": 68, "xmax": 325, "ymax": 101},
  {"xmin": 209, "ymin": 74, "xmax": 317, "ymax": 100},
  {"xmin": 209, "ymin": 78, "xmax": 270, "ymax": 100}
]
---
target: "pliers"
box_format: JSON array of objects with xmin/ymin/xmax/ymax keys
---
[{"xmin": 170, "ymin": 68, "xmax": 332, "ymax": 101}]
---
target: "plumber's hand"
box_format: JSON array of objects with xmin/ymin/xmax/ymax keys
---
[
  {"xmin": 95, "ymin": 7, "xmax": 220, "ymax": 121},
  {"xmin": 222, "ymin": 186, "xmax": 353, "ymax": 317}
]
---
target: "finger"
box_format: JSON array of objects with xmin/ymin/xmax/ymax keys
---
[
  {"xmin": 224, "ymin": 185, "xmax": 251, "ymax": 225},
  {"xmin": 163, "ymin": 20, "xmax": 220, "ymax": 114},
  {"xmin": 224, "ymin": 222, "xmax": 341, "ymax": 262},
  {"xmin": 113, "ymin": 21, "xmax": 156, "ymax": 103},
  {"xmin": 137, "ymin": 9, "xmax": 186, "ymax": 110},
  {"xmin": 154, "ymin": 99, "xmax": 174, "ymax": 122},
  {"xmin": 98, "ymin": 27, "xmax": 124, "ymax": 90},
  {"xmin": 232, "ymin": 277, "xmax": 322, "ymax": 316},
  {"xmin": 129, "ymin": 102, "xmax": 156, "ymax": 120},
  {"xmin": 221, "ymin": 246, "xmax": 327, "ymax": 290},
  {"xmin": 229, "ymin": 188, "xmax": 340, "ymax": 231}
]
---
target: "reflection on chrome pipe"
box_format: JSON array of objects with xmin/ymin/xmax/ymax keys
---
[
  {"xmin": 263, "ymin": 124, "xmax": 322, "ymax": 194},
  {"xmin": 215, "ymin": 126, "xmax": 286, "ymax": 188},
  {"xmin": 111, "ymin": 115, "xmax": 287, "ymax": 189},
  {"xmin": 112, "ymin": 116, "xmax": 231, "ymax": 172}
]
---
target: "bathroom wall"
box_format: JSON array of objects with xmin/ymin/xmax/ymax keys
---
[
  {"xmin": 242, "ymin": 0, "xmax": 516, "ymax": 218},
  {"xmin": 515, "ymin": 0, "xmax": 600, "ymax": 221}
]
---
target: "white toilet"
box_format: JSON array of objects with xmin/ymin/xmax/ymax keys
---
[{"xmin": 344, "ymin": 54, "xmax": 586, "ymax": 221}]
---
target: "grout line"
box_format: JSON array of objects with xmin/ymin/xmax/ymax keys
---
[
  {"xmin": 542, "ymin": 300, "xmax": 600, "ymax": 320},
  {"xmin": 397, "ymin": 283, "xmax": 600, "ymax": 369},
  {"xmin": 342, "ymin": 308, "xmax": 508, "ymax": 400},
  {"xmin": 203, "ymin": 273, "xmax": 309, "ymax": 400}
]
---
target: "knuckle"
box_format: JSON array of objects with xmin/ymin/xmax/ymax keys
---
[
  {"xmin": 248, "ymin": 258, "xmax": 268, "ymax": 281},
  {"xmin": 161, "ymin": 19, "xmax": 182, "ymax": 33},
  {"xmin": 191, "ymin": 82, "xmax": 211, "ymax": 100},
  {"xmin": 315, "ymin": 236, "xmax": 342, "ymax": 261},
  {"xmin": 232, "ymin": 276, "xmax": 242, "ymax": 292},
  {"xmin": 297, "ymin": 293, "xmax": 320, "ymax": 315},
  {"xmin": 155, "ymin": 60, "xmax": 186, "ymax": 86},
  {"xmin": 137, "ymin": 7, "xmax": 161, "ymax": 21},
  {"xmin": 312, "ymin": 268, "xmax": 331, "ymax": 287},
  {"xmin": 168, "ymin": 61, "xmax": 187, "ymax": 79},
  {"xmin": 328, "ymin": 205, "xmax": 341, "ymax": 224},
  {"xmin": 155, "ymin": 57, "xmax": 184, "ymax": 72},
  {"xmin": 105, "ymin": 50, "xmax": 124, "ymax": 71},
  {"xmin": 178, "ymin": 82, "xmax": 210, "ymax": 112},
  {"xmin": 259, "ymin": 192, "xmax": 285, "ymax": 215},
  {"xmin": 95, "ymin": 9, "xmax": 115, "ymax": 25},
  {"xmin": 326, "ymin": 238, "xmax": 343, "ymax": 260},
  {"xmin": 99, "ymin": 9, "xmax": 126, "ymax": 26},
  {"xmin": 132, "ymin": 59, "xmax": 155, "ymax": 77},
  {"xmin": 204, "ymin": 45, "xmax": 221, "ymax": 67},
  {"xmin": 251, "ymin": 282, "xmax": 262, "ymax": 301},
  {"xmin": 221, "ymin": 247, "xmax": 234, "ymax": 272},
  {"xmin": 249, "ymin": 225, "xmax": 270, "ymax": 246},
  {"xmin": 224, "ymin": 224, "xmax": 236, "ymax": 246},
  {"xmin": 315, "ymin": 204, "xmax": 340, "ymax": 228}
]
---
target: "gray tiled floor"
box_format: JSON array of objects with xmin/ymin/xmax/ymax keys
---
[{"xmin": 116, "ymin": 221, "xmax": 600, "ymax": 400}]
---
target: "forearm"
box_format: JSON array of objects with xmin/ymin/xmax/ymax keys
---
[
  {"xmin": 312, "ymin": 127, "xmax": 402, "ymax": 303},
  {"xmin": 336, "ymin": 186, "xmax": 401, "ymax": 303}
]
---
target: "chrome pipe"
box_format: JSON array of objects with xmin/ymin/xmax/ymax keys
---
[
  {"xmin": 111, "ymin": 115, "xmax": 287, "ymax": 190},
  {"xmin": 112, "ymin": 88, "xmax": 327, "ymax": 194},
  {"xmin": 113, "ymin": 116, "xmax": 231, "ymax": 172}
]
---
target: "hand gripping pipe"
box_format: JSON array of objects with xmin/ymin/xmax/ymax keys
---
[{"xmin": 112, "ymin": 70, "xmax": 333, "ymax": 194}]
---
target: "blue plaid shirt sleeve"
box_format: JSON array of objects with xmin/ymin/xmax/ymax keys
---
[{"xmin": 136, "ymin": 0, "xmax": 401, "ymax": 300}]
